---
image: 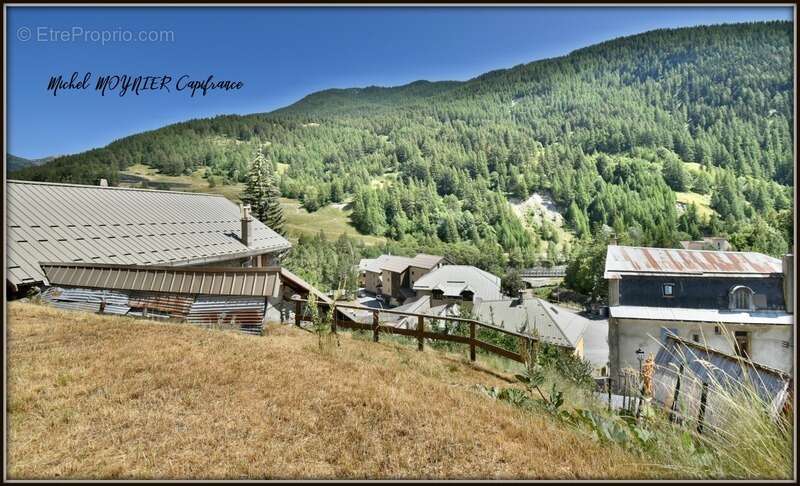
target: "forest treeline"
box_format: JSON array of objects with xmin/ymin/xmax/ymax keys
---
[{"xmin": 13, "ymin": 22, "xmax": 794, "ymax": 272}]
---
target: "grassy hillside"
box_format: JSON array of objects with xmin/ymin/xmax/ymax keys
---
[
  {"xmin": 7, "ymin": 302, "xmax": 643, "ymax": 479},
  {"xmin": 120, "ymin": 163, "xmax": 244, "ymax": 201},
  {"xmin": 117, "ymin": 164, "xmax": 384, "ymax": 245},
  {"xmin": 280, "ymin": 198, "xmax": 387, "ymax": 245}
]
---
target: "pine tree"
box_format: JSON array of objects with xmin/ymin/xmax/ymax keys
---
[
  {"xmin": 678, "ymin": 203, "xmax": 703, "ymax": 240},
  {"xmin": 662, "ymin": 155, "xmax": 690, "ymax": 191},
  {"xmin": 242, "ymin": 153, "xmax": 286, "ymax": 236},
  {"xmin": 693, "ymin": 169, "xmax": 711, "ymax": 194}
]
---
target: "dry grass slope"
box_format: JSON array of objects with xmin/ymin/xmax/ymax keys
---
[{"xmin": 8, "ymin": 302, "xmax": 647, "ymax": 480}]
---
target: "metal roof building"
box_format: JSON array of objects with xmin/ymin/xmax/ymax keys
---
[
  {"xmin": 38, "ymin": 262, "xmax": 284, "ymax": 334},
  {"xmin": 472, "ymin": 297, "xmax": 591, "ymax": 349},
  {"xmin": 605, "ymin": 244, "xmax": 793, "ymax": 380},
  {"xmin": 604, "ymin": 245, "xmax": 782, "ymax": 279},
  {"xmin": 6, "ymin": 180, "xmax": 291, "ymax": 290}
]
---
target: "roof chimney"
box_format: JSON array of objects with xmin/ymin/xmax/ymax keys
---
[
  {"xmin": 240, "ymin": 204, "xmax": 253, "ymax": 247},
  {"xmin": 99, "ymin": 178, "xmax": 108, "ymax": 187},
  {"xmin": 783, "ymin": 254, "xmax": 793, "ymax": 314}
]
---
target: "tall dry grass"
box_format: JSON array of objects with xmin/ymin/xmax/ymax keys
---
[
  {"xmin": 7, "ymin": 302, "xmax": 647, "ymax": 480},
  {"xmin": 545, "ymin": 327, "xmax": 795, "ymax": 480},
  {"xmin": 638, "ymin": 327, "xmax": 794, "ymax": 479}
]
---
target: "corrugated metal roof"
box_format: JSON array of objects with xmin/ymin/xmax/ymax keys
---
[
  {"xmin": 7, "ymin": 180, "xmax": 291, "ymax": 287},
  {"xmin": 186, "ymin": 295, "xmax": 266, "ymax": 330},
  {"xmin": 41, "ymin": 262, "xmax": 281, "ymax": 297},
  {"xmin": 609, "ymin": 305, "xmax": 793, "ymax": 325},
  {"xmin": 413, "ymin": 265, "xmax": 502, "ymax": 302},
  {"xmin": 42, "ymin": 286, "xmax": 130, "ymax": 315},
  {"xmin": 604, "ymin": 245, "xmax": 782, "ymax": 279},
  {"xmin": 128, "ymin": 292, "xmax": 195, "ymax": 317}
]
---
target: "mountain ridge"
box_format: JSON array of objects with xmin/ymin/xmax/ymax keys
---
[
  {"xmin": 10, "ymin": 21, "xmax": 794, "ymax": 263},
  {"xmin": 7, "ymin": 154, "xmax": 55, "ymax": 172}
]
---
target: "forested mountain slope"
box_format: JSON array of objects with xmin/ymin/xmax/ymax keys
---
[{"xmin": 13, "ymin": 21, "xmax": 794, "ymax": 265}]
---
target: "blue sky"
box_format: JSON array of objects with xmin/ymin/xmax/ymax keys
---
[{"xmin": 6, "ymin": 6, "xmax": 793, "ymax": 159}]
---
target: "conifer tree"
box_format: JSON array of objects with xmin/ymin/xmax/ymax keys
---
[{"xmin": 242, "ymin": 153, "xmax": 286, "ymax": 236}]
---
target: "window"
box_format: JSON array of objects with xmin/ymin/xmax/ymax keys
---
[
  {"xmin": 714, "ymin": 326, "xmax": 721, "ymax": 335},
  {"xmin": 729, "ymin": 286, "xmax": 755, "ymax": 311},
  {"xmin": 662, "ymin": 283, "xmax": 675, "ymax": 297},
  {"xmin": 734, "ymin": 331, "xmax": 750, "ymax": 358},
  {"xmin": 692, "ymin": 334, "xmax": 700, "ymax": 343}
]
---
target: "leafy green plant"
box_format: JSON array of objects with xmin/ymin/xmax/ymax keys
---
[
  {"xmin": 306, "ymin": 293, "xmax": 338, "ymax": 354},
  {"xmin": 537, "ymin": 342, "xmax": 595, "ymax": 390}
]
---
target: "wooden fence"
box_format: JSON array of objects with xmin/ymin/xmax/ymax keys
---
[{"xmin": 290, "ymin": 297, "xmax": 537, "ymax": 364}]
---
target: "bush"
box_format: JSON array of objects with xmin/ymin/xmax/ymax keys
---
[{"xmin": 537, "ymin": 343, "xmax": 595, "ymax": 390}]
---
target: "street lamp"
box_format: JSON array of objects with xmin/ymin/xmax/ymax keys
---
[{"xmin": 635, "ymin": 347, "xmax": 645, "ymax": 373}]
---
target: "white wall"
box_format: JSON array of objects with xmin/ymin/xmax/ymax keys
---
[
  {"xmin": 264, "ymin": 296, "xmax": 283, "ymax": 323},
  {"xmin": 610, "ymin": 318, "xmax": 792, "ymax": 376}
]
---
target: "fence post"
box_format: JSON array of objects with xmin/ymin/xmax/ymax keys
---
[
  {"xmin": 331, "ymin": 306, "xmax": 338, "ymax": 334},
  {"xmin": 294, "ymin": 300, "xmax": 301, "ymax": 327},
  {"xmin": 372, "ymin": 310, "xmax": 379, "ymax": 342},
  {"xmin": 669, "ymin": 364, "xmax": 683, "ymax": 423},
  {"xmin": 417, "ymin": 315, "xmax": 424, "ymax": 351},
  {"xmin": 469, "ymin": 321, "xmax": 476, "ymax": 362},
  {"xmin": 697, "ymin": 382, "xmax": 709, "ymax": 434},
  {"xmin": 607, "ymin": 377, "xmax": 612, "ymax": 411}
]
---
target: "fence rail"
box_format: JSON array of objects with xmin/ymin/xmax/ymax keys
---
[{"xmin": 290, "ymin": 297, "xmax": 536, "ymax": 364}]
